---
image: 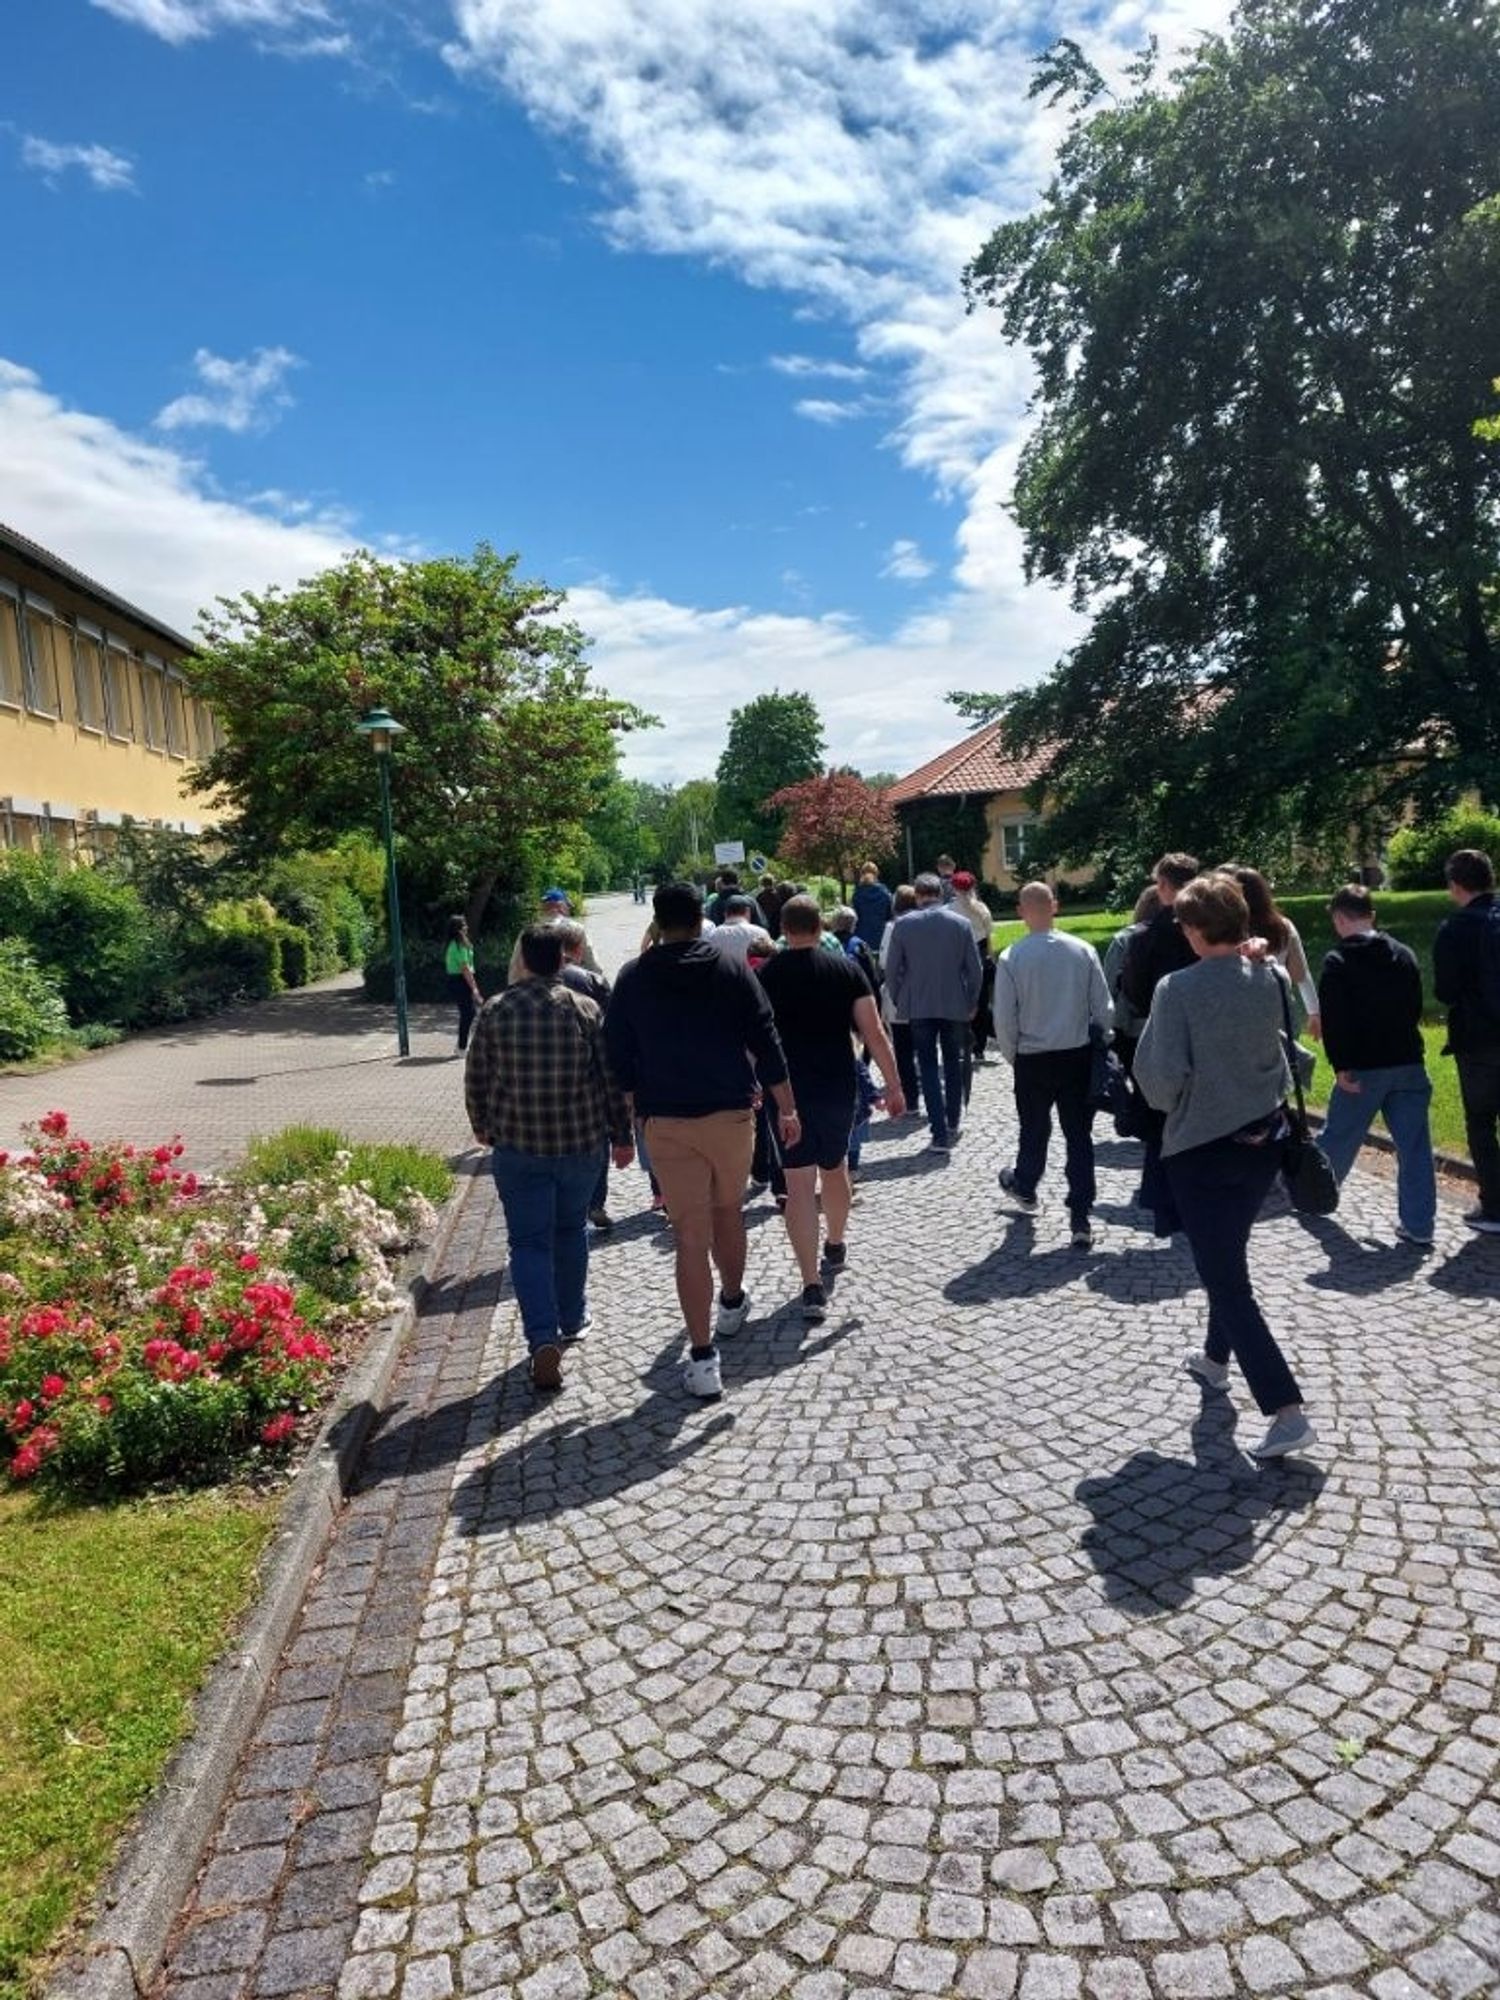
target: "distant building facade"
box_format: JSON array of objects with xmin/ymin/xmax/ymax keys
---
[
  {"xmin": 0, "ymin": 524, "xmax": 220, "ymax": 854},
  {"xmin": 887, "ymin": 721, "xmax": 1060, "ymax": 891}
]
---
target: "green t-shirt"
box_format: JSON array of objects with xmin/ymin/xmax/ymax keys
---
[{"xmin": 445, "ymin": 940, "xmax": 475, "ymax": 976}]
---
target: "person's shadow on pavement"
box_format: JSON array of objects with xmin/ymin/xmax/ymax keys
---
[{"xmin": 1074, "ymin": 1391, "xmax": 1325, "ymax": 1613}]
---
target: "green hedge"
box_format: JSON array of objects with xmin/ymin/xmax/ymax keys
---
[{"xmin": 0, "ymin": 942, "xmax": 70, "ymax": 1063}]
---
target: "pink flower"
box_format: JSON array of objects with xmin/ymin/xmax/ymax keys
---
[
  {"xmin": 39, "ymin": 1374, "xmax": 67, "ymax": 1402},
  {"xmin": 260, "ymin": 1413, "xmax": 297, "ymax": 1447}
]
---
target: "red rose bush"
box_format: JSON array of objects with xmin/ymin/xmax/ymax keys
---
[{"xmin": 0, "ymin": 1113, "xmax": 440, "ymax": 1492}]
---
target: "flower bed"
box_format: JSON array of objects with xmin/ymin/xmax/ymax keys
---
[{"xmin": 0, "ymin": 1113, "xmax": 447, "ymax": 1495}]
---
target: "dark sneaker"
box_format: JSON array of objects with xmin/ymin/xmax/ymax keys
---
[
  {"xmin": 999, "ymin": 1168, "xmax": 1039, "ymax": 1213},
  {"xmin": 560, "ymin": 1314, "xmax": 592, "ymax": 1343},
  {"xmin": 801, "ymin": 1283, "xmax": 828, "ymax": 1324},
  {"xmin": 821, "ymin": 1241, "xmax": 847, "ymax": 1271},
  {"xmin": 588, "ymin": 1206, "xmax": 612, "ymax": 1231},
  {"xmin": 1070, "ymin": 1217, "xmax": 1094, "ymax": 1251},
  {"xmin": 529, "ymin": 1344, "xmax": 563, "ymax": 1391},
  {"xmin": 1463, "ymin": 1208, "xmax": 1500, "ymax": 1235},
  {"xmin": 927, "ymin": 1139, "xmax": 951, "ymax": 1156}
]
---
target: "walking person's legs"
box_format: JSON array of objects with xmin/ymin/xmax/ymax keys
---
[
  {"xmin": 891, "ymin": 1021, "xmax": 921, "ymax": 1111},
  {"xmin": 588, "ymin": 1145, "xmax": 611, "ymax": 1230},
  {"xmin": 490, "ymin": 1148, "xmax": 566, "ymax": 1387},
  {"xmin": 1054, "ymin": 1045, "xmax": 1099, "ymax": 1228},
  {"xmin": 1008, "ymin": 1053, "xmax": 1053, "ymax": 1200},
  {"xmin": 448, "ymin": 974, "xmax": 476, "ymax": 1053},
  {"xmin": 911, "ymin": 1019, "xmax": 950, "ymax": 1147},
  {"xmin": 1317, "ymin": 1071, "xmax": 1380, "ymax": 1186},
  {"xmin": 1455, "ymin": 1055, "xmax": 1500, "ymax": 1222},
  {"xmin": 1167, "ymin": 1139, "xmax": 1311, "ymax": 1453},
  {"xmin": 779, "ymin": 1096, "xmax": 856, "ymax": 1319},
  {"xmin": 1378, "ymin": 1065, "xmax": 1437, "ymax": 1241},
  {"xmin": 938, "ymin": 1018, "xmax": 967, "ymax": 1132},
  {"xmin": 552, "ymin": 1152, "xmax": 600, "ymax": 1338},
  {"xmin": 646, "ymin": 1112, "xmax": 755, "ymax": 1393}
]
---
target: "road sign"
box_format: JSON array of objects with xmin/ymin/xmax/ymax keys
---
[
  {"xmin": 748, "ymin": 852, "xmax": 768, "ymax": 874},
  {"xmin": 713, "ymin": 840, "xmax": 746, "ymax": 865}
]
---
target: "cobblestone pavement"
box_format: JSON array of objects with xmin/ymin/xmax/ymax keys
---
[{"xmin": 156, "ymin": 953, "xmax": 1500, "ymax": 2000}]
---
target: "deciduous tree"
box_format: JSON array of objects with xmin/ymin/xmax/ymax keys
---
[
  {"xmin": 716, "ymin": 691, "xmax": 826, "ymax": 857},
  {"xmin": 184, "ymin": 546, "xmax": 647, "ymax": 931},
  {"xmin": 766, "ymin": 772, "xmax": 898, "ymax": 894},
  {"xmin": 960, "ymin": 0, "xmax": 1500, "ymax": 874}
]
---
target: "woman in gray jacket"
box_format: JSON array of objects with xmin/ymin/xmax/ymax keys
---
[{"xmin": 1134, "ymin": 873, "xmax": 1317, "ymax": 1461}]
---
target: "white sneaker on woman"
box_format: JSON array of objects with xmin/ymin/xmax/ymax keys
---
[
  {"xmin": 1184, "ymin": 1351, "xmax": 1230, "ymax": 1391},
  {"xmin": 681, "ymin": 1346, "xmax": 723, "ymax": 1400},
  {"xmin": 1250, "ymin": 1412, "xmax": 1318, "ymax": 1459}
]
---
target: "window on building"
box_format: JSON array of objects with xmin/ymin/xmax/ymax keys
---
[
  {"xmin": 164, "ymin": 675, "xmax": 188, "ymax": 756},
  {"xmin": 21, "ymin": 604, "xmax": 65, "ymax": 716},
  {"xmin": 138, "ymin": 658, "xmax": 168, "ymax": 750},
  {"xmin": 1001, "ymin": 820, "xmax": 1042, "ymax": 873},
  {"xmin": 73, "ymin": 625, "xmax": 108, "ymax": 732},
  {"xmin": 192, "ymin": 697, "xmax": 217, "ymax": 760},
  {"xmin": 104, "ymin": 645, "xmax": 134, "ymax": 739},
  {"xmin": 0, "ymin": 595, "xmax": 24, "ymax": 708}
]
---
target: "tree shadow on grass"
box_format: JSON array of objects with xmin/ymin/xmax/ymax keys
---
[{"xmin": 1075, "ymin": 1392, "xmax": 1326, "ymax": 1614}]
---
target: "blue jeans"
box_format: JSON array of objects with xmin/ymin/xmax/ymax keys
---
[
  {"xmin": 489, "ymin": 1147, "xmax": 598, "ymax": 1353},
  {"xmin": 1318, "ymin": 1062, "xmax": 1436, "ymax": 1237},
  {"xmin": 1166, "ymin": 1133, "xmax": 1301, "ymax": 1416},
  {"xmin": 910, "ymin": 1017, "xmax": 966, "ymax": 1145}
]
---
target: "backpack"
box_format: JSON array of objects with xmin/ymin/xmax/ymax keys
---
[{"xmin": 1479, "ymin": 903, "xmax": 1500, "ymax": 1021}]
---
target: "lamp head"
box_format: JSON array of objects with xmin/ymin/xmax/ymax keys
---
[{"xmin": 355, "ymin": 706, "xmax": 405, "ymax": 754}]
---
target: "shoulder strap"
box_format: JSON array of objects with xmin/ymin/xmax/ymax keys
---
[{"xmin": 1274, "ymin": 967, "xmax": 1308, "ymax": 1128}]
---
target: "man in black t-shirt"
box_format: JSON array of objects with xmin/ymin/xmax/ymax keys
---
[{"xmin": 757, "ymin": 896, "xmax": 905, "ymax": 1322}]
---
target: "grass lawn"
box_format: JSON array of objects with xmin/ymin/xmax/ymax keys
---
[
  {"xmin": 0, "ymin": 1489, "xmax": 276, "ymax": 2000},
  {"xmin": 993, "ymin": 892, "xmax": 1470, "ymax": 1156}
]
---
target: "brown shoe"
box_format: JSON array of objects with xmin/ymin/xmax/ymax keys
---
[{"xmin": 529, "ymin": 1343, "xmax": 562, "ymax": 1391}]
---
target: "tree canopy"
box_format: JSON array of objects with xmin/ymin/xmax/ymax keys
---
[
  {"xmin": 959, "ymin": 0, "xmax": 1500, "ymax": 877},
  {"xmin": 715, "ymin": 691, "xmax": 827, "ymax": 857},
  {"xmin": 767, "ymin": 772, "xmax": 899, "ymax": 892},
  {"xmin": 183, "ymin": 546, "xmax": 647, "ymax": 929}
]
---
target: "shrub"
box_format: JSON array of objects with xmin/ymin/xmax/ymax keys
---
[
  {"xmin": 0, "ymin": 851, "xmax": 158, "ymax": 1025},
  {"xmin": 199, "ymin": 897, "xmax": 284, "ymax": 1000},
  {"xmin": 274, "ymin": 921, "xmax": 312, "ymax": 990},
  {"xmin": 0, "ymin": 1113, "xmax": 450, "ymax": 1494},
  {"xmin": 0, "ymin": 943, "xmax": 70, "ymax": 1063},
  {"xmin": 1386, "ymin": 808, "xmax": 1500, "ymax": 889}
]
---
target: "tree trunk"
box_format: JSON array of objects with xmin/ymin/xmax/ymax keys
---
[{"xmin": 465, "ymin": 872, "xmax": 498, "ymax": 935}]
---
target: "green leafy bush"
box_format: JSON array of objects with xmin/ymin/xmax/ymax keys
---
[
  {"xmin": 1386, "ymin": 809, "xmax": 1500, "ymax": 889},
  {"xmin": 200, "ymin": 897, "xmax": 284, "ymax": 1000},
  {"xmin": 0, "ymin": 851, "xmax": 158, "ymax": 1026},
  {"xmin": 274, "ymin": 921, "xmax": 312, "ymax": 990},
  {"xmin": 0, "ymin": 943, "xmax": 70, "ymax": 1063}
]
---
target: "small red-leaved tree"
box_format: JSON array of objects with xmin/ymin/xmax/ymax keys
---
[{"xmin": 766, "ymin": 772, "xmax": 899, "ymax": 895}]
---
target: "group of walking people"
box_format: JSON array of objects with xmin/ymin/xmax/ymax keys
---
[{"xmin": 460, "ymin": 845, "xmax": 1500, "ymax": 1455}]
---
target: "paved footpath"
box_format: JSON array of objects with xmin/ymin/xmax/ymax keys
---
[{"xmin": 132, "ymin": 899, "xmax": 1499, "ymax": 2000}]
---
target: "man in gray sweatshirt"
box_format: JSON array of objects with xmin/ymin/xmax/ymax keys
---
[{"xmin": 993, "ymin": 881, "xmax": 1113, "ymax": 1247}]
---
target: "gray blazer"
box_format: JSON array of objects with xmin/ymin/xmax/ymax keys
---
[{"xmin": 883, "ymin": 903, "xmax": 983, "ymax": 1023}]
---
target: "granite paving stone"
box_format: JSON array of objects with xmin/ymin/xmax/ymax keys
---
[{"xmin": 149, "ymin": 894, "xmax": 1500, "ymax": 1999}]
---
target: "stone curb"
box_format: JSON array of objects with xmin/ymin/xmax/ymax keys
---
[{"xmin": 46, "ymin": 1162, "xmax": 481, "ymax": 2000}]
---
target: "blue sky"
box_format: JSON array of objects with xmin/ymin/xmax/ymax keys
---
[{"xmin": 2, "ymin": 0, "xmax": 1226, "ymax": 780}]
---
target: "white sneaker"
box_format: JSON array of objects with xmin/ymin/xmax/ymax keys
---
[
  {"xmin": 1185, "ymin": 1351, "xmax": 1231, "ymax": 1390},
  {"xmin": 1250, "ymin": 1411, "xmax": 1318, "ymax": 1459},
  {"xmin": 715, "ymin": 1291, "xmax": 751, "ymax": 1339},
  {"xmin": 681, "ymin": 1346, "xmax": 723, "ymax": 1400}
]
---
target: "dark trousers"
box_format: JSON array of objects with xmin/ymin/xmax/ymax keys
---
[
  {"xmin": 911, "ymin": 1017, "xmax": 966, "ymax": 1145},
  {"xmin": 972, "ymin": 958, "xmax": 997, "ymax": 1057},
  {"xmin": 891, "ymin": 1021, "xmax": 921, "ymax": 1110},
  {"xmin": 1166, "ymin": 1134, "xmax": 1302, "ymax": 1416},
  {"xmin": 1456, "ymin": 1053, "xmax": 1500, "ymax": 1219},
  {"xmin": 447, "ymin": 974, "xmax": 476, "ymax": 1051},
  {"xmin": 590, "ymin": 1146, "xmax": 609, "ymax": 1216},
  {"xmin": 1011, "ymin": 1045, "xmax": 1097, "ymax": 1216}
]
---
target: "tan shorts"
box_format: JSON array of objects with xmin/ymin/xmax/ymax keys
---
[{"xmin": 645, "ymin": 1109, "xmax": 755, "ymax": 1229}]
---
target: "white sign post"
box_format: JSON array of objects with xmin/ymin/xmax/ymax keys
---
[{"xmin": 713, "ymin": 840, "xmax": 746, "ymax": 865}]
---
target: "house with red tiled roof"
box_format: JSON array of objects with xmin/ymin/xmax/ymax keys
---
[{"xmin": 886, "ymin": 720, "xmax": 1075, "ymax": 892}]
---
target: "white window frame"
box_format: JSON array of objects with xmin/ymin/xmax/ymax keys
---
[
  {"xmin": 20, "ymin": 592, "xmax": 64, "ymax": 717},
  {"xmin": 103, "ymin": 635, "xmax": 135, "ymax": 740},
  {"xmin": 1000, "ymin": 818, "xmax": 1041, "ymax": 873},
  {"xmin": 0, "ymin": 580, "xmax": 24, "ymax": 709},
  {"xmin": 140, "ymin": 653, "xmax": 168, "ymax": 752},
  {"xmin": 164, "ymin": 669, "xmax": 189, "ymax": 757},
  {"xmin": 73, "ymin": 617, "xmax": 108, "ymax": 733}
]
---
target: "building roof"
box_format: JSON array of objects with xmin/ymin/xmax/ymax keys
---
[
  {"xmin": 0, "ymin": 521, "xmax": 194, "ymax": 653},
  {"xmin": 885, "ymin": 720, "xmax": 1053, "ymax": 807}
]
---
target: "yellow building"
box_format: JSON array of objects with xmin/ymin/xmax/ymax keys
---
[
  {"xmin": 0, "ymin": 522, "xmax": 221, "ymax": 855},
  {"xmin": 888, "ymin": 721, "xmax": 1059, "ymax": 891}
]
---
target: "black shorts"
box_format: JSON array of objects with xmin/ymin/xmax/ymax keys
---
[{"xmin": 783, "ymin": 1088, "xmax": 857, "ymax": 1171}]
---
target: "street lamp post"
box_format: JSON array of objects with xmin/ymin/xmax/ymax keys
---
[{"xmin": 355, "ymin": 707, "xmax": 410, "ymax": 1058}]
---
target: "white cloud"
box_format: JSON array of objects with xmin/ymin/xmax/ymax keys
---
[
  {"xmin": 445, "ymin": 0, "xmax": 1234, "ymax": 604},
  {"xmin": 20, "ymin": 136, "xmax": 136, "ymax": 193},
  {"xmin": 794, "ymin": 397, "xmax": 868, "ymax": 426},
  {"xmin": 155, "ymin": 346, "xmax": 302, "ymax": 434},
  {"xmin": 0, "ymin": 356, "xmax": 1078, "ymax": 779},
  {"xmin": 770, "ymin": 353, "xmax": 868, "ymax": 382},
  {"xmin": 89, "ymin": 0, "xmax": 334, "ymax": 44},
  {"xmin": 883, "ymin": 538, "xmax": 934, "ymax": 582},
  {"xmin": 0, "ymin": 358, "xmax": 352, "ymax": 636}
]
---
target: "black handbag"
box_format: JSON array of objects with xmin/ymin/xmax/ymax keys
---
[
  {"xmin": 1087, "ymin": 1023, "xmax": 1138, "ymax": 1131},
  {"xmin": 1276, "ymin": 974, "xmax": 1339, "ymax": 1214}
]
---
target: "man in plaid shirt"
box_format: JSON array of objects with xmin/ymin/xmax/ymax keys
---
[{"xmin": 465, "ymin": 924, "xmax": 633, "ymax": 1390}]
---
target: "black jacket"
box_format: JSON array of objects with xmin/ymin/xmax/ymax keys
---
[
  {"xmin": 1120, "ymin": 906, "xmax": 1197, "ymax": 1017},
  {"xmin": 1317, "ymin": 931, "xmax": 1425, "ymax": 1072},
  {"xmin": 605, "ymin": 939, "xmax": 788, "ymax": 1118},
  {"xmin": 1433, "ymin": 893, "xmax": 1500, "ymax": 1056}
]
